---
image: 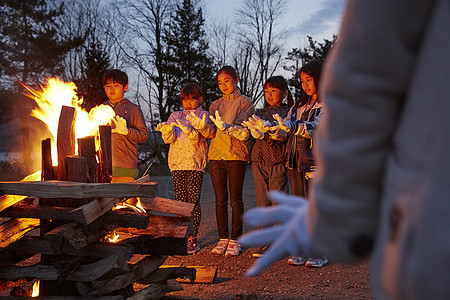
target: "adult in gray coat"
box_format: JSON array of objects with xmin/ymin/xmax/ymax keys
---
[{"xmin": 240, "ymin": 0, "xmax": 450, "ymax": 299}]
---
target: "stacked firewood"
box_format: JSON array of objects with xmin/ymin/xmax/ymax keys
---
[{"xmin": 0, "ymin": 106, "xmax": 196, "ymax": 298}]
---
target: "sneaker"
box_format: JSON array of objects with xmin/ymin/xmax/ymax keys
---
[
  {"xmin": 287, "ymin": 256, "xmax": 307, "ymax": 266},
  {"xmin": 187, "ymin": 236, "xmax": 200, "ymax": 254},
  {"xmin": 305, "ymin": 257, "xmax": 328, "ymax": 268},
  {"xmin": 252, "ymin": 245, "xmax": 268, "ymax": 258},
  {"xmin": 225, "ymin": 239, "xmax": 241, "ymax": 256},
  {"xmin": 211, "ymin": 239, "xmax": 229, "ymax": 255}
]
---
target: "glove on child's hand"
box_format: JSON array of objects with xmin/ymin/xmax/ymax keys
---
[
  {"xmin": 270, "ymin": 114, "xmax": 292, "ymax": 132},
  {"xmin": 210, "ymin": 110, "xmax": 230, "ymax": 131},
  {"xmin": 111, "ymin": 115, "xmax": 129, "ymax": 135},
  {"xmin": 228, "ymin": 125, "xmax": 249, "ymax": 140},
  {"xmin": 250, "ymin": 127, "xmax": 264, "ymax": 139},
  {"xmin": 186, "ymin": 112, "xmax": 207, "ymax": 130},
  {"xmin": 239, "ymin": 191, "xmax": 311, "ymax": 276},
  {"xmin": 251, "ymin": 115, "xmax": 272, "ymax": 133},
  {"xmin": 155, "ymin": 122, "xmax": 175, "ymax": 135},
  {"xmin": 174, "ymin": 119, "xmax": 192, "ymax": 134}
]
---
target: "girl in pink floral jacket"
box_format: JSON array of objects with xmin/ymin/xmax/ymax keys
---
[{"xmin": 156, "ymin": 83, "xmax": 214, "ymax": 254}]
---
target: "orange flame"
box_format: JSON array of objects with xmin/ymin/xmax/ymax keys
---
[
  {"xmin": 23, "ymin": 77, "xmax": 115, "ymax": 164},
  {"xmin": 113, "ymin": 197, "xmax": 146, "ymax": 214},
  {"xmin": 31, "ymin": 280, "xmax": 40, "ymax": 297},
  {"xmin": 106, "ymin": 230, "xmax": 120, "ymax": 243}
]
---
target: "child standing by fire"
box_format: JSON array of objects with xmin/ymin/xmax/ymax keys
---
[
  {"xmin": 103, "ymin": 69, "xmax": 149, "ymax": 183},
  {"xmin": 156, "ymin": 83, "xmax": 213, "ymax": 254},
  {"xmin": 187, "ymin": 66, "xmax": 254, "ymax": 256},
  {"xmin": 271, "ymin": 60, "xmax": 327, "ymax": 268},
  {"xmin": 241, "ymin": 76, "xmax": 293, "ymax": 258}
]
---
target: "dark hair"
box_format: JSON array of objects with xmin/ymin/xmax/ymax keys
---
[
  {"xmin": 180, "ymin": 82, "xmax": 203, "ymax": 105},
  {"xmin": 264, "ymin": 76, "xmax": 294, "ymax": 107},
  {"xmin": 103, "ymin": 69, "xmax": 128, "ymax": 86},
  {"xmin": 216, "ymin": 65, "xmax": 239, "ymax": 82},
  {"xmin": 297, "ymin": 60, "xmax": 323, "ymax": 107}
]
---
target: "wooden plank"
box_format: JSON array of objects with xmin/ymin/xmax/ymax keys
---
[
  {"xmin": 140, "ymin": 197, "xmax": 194, "ymax": 217},
  {"xmin": 57, "ymin": 105, "xmax": 76, "ymax": 181},
  {"xmin": 98, "ymin": 125, "xmax": 112, "ymax": 183},
  {"xmin": 128, "ymin": 279, "xmax": 182, "ymax": 300},
  {"xmin": 0, "ymin": 218, "xmax": 40, "ymax": 248},
  {"xmin": 42, "ymin": 138, "xmax": 55, "ymax": 181},
  {"xmin": 77, "ymin": 136, "xmax": 97, "ymax": 183},
  {"xmin": 77, "ymin": 255, "xmax": 166, "ymax": 296},
  {"xmin": 0, "ymin": 181, "xmax": 158, "ymax": 199},
  {"xmin": 138, "ymin": 267, "xmax": 196, "ymax": 284},
  {"xmin": 69, "ymin": 197, "xmax": 121, "ymax": 225},
  {"xmin": 6, "ymin": 236, "xmax": 134, "ymax": 259},
  {"xmin": 116, "ymin": 214, "xmax": 191, "ymax": 238},
  {"xmin": 160, "ymin": 265, "xmax": 218, "ymax": 284},
  {"xmin": 0, "ymin": 203, "xmax": 148, "ymax": 228},
  {"xmin": 0, "ymin": 171, "xmax": 41, "ymax": 213},
  {"xmin": 0, "ymin": 252, "xmax": 129, "ymax": 282}
]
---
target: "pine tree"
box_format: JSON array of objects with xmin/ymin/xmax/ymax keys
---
[
  {"xmin": 163, "ymin": 0, "xmax": 217, "ymax": 112},
  {"xmin": 0, "ymin": 0, "xmax": 85, "ymax": 89}
]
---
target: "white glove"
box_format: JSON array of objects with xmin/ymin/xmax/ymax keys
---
[
  {"xmin": 111, "ymin": 115, "xmax": 129, "ymax": 135},
  {"xmin": 209, "ymin": 110, "xmax": 230, "ymax": 131},
  {"xmin": 270, "ymin": 114, "xmax": 292, "ymax": 132},
  {"xmin": 227, "ymin": 125, "xmax": 249, "ymax": 140},
  {"xmin": 250, "ymin": 127, "xmax": 264, "ymax": 139},
  {"xmin": 155, "ymin": 122, "xmax": 175, "ymax": 135},
  {"xmin": 239, "ymin": 191, "xmax": 311, "ymax": 276},
  {"xmin": 186, "ymin": 112, "xmax": 206, "ymax": 130},
  {"xmin": 173, "ymin": 119, "xmax": 193, "ymax": 134},
  {"xmin": 250, "ymin": 115, "xmax": 272, "ymax": 133}
]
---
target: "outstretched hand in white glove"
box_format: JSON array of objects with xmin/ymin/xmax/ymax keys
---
[
  {"xmin": 239, "ymin": 191, "xmax": 311, "ymax": 276},
  {"xmin": 250, "ymin": 114, "xmax": 272, "ymax": 133},
  {"xmin": 270, "ymin": 114, "xmax": 292, "ymax": 132},
  {"xmin": 155, "ymin": 122, "xmax": 175, "ymax": 135},
  {"xmin": 173, "ymin": 119, "xmax": 193, "ymax": 134},
  {"xmin": 186, "ymin": 112, "xmax": 207, "ymax": 130},
  {"xmin": 209, "ymin": 110, "xmax": 230, "ymax": 131},
  {"xmin": 227, "ymin": 125, "xmax": 249, "ymax": 140},
  {"xmin": 111, "ymin": 115, "xmax": 129, "ymax": 135}
]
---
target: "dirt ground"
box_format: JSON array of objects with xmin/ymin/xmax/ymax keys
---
[{"xmin": 152, "ymin": 171, "xmax": 374, "ymax": 300}]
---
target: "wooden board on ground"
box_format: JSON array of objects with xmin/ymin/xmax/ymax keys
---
[{"xmin": 161, "ymin": 265, "xmax": 217, "ymax": 284}]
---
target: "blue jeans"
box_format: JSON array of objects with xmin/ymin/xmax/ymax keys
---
[{"xmin": 209, "ymin": 160, "xmax": 246, "ymax": 240}]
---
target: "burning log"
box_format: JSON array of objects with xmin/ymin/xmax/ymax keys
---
[
  {"xmin": 57, "ymin": 105, "xmax": 76, "ymax": 181},
  {"xmin": 117, "ymin": 215, "xmax": 191, "ymax": 238},
  {"xmin": 140, "ymin": 197, "xmax": 194, "ymax": 217},
  {"xmin": 0, "ymin": 202, "xmax": 149, "ymax": 228},
  {"xmin": 6, "ymin": 236, "xmax": 134, "ymax": 259},
  {"xmin": 77, "ymin": 136, "xmax": 97, "ymax": 183},
  {"xmin": 98, "ymin": 125, "xmax": 112, "ymax": 183}
]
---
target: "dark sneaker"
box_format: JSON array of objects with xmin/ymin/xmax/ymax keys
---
[
  {"xmin": 225, "ymin": 239, "xmax": 241, "ymax": 256},
  {"xmin": 287, "ymin": 256, "xmax": 308, "ymax": 266},
  {"xmin": 252, "ymin": 245, "xmax": 268, "ymax": 258},
  {"xmin": 187, "ymin": 236, "xmax": 200, "ymax": 254},
  {"xmin": 305, "ymin": 257, "xmax": 328, "ymax": 268},
  {"xmin": 211, "ymin": 239, "xmax": 229, "ymax": 255}
]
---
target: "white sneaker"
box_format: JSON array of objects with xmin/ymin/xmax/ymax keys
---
[
  {"xmin": 211, "ymin": 239, "xmax": 229, "ymax": 255},
  {"xmin": 287, "ymin": 256, "xmax": 308, "ymax": 266},
  {"xmin": 225, "ymin": 239, "xmax": 241, "ymax": 256},
  {"xmin": 305, "ymin": 257, "xmax": 328, "ymax": 268}
]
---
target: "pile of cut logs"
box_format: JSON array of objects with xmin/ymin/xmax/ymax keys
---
[{"xmin": 0, "ymin": 105, "xmax": 196, "ymax": 299}]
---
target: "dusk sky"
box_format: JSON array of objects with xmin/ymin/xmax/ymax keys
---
[{"xmin": 205, "ymin": 0, "xmax": 346, "ymax": 51}]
